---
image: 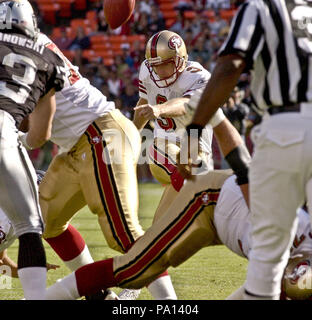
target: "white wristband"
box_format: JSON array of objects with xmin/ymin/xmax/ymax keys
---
[
  {"xmin": 18, "ymin": 131, "xmax": 32, "ymax": 150},
  {"xmin": 209, "ymin": 108, "xmax": 226, "ymax": 128}
]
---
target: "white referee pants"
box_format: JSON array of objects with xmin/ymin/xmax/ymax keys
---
[{"xmin": 245, "ymin": 107, "xmax": 312, "ymax": 298}]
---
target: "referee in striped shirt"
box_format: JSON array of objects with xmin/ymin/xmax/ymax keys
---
[{"xmin": 178, "ymin": 0, "xmax": 312, "ymax": 299}]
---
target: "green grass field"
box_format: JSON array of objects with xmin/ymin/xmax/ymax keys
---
[{"xmin": 0, "ymin": 183, "xmax": 248, "ymax": 300}]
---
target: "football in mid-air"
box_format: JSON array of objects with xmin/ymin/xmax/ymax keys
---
[{"xmin": 103, "ymin": 0, "xmax": 135, "ymax": 29}]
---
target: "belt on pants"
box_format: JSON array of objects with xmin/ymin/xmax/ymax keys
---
[
  {"xmin": 268, "ymin": 104, "xmax": 300, "ymax": 115},
  {"xmin": 268, "ymin": 102, "xmax": 312, "ymax": 116}
]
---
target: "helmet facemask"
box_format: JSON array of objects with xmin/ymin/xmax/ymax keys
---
[{"xmin": 145, "ymin": 55, "xmax": 186, "ymax": 88}]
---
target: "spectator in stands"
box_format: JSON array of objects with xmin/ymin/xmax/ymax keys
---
[
  {"xmin": 206, "ymin": 0, "xmax": 231, "ymax": 9},
  {"xmin": 107, "ymin": 68, "xmax": 123, "ymax": 97},
  {"xmin": 222, "ymin": 86, "xmax": 249, "ymax": 139},
  {"xmin": 120, "ymin": 84, "xmax": 139, "ymax": 119},
  {"xmin": 174, "ymin": 0, "xmax": 193, "ymax": 16},
  {"xmin": 147, "ymin": 4, "xmax": 165, "ymax": 35},
  {"xmin": 89, "ymin": 64, "xmax": 109, "ymax": 89},
  {"xmin": 170, "ymin": 12, "xmax": 184, "ymax": 35},
  {"xmin": 133, "ymin": 12, "xmax": 150, "ymax": 35},
  {"xmin": 101, "ymin": 83, "xmax": 116, "ymax": 102},
  {"xmin": 121, "ymin": 44, "xmax": 135, "ymax": 70},
  {"xmin": 189, "ymin": 36, "xmax": 212, "ymax": 65},
  {"xmin": 92, "ymin": 0, "xmax": 103, "ymax": 13},
  {"xmin": 190, "ymin": 11, "xmax": 208, "ymax": 38},
  {"xmin": 115, "ymin": 55, "xmax": 130, "ymax": 78},
  {"xmin": 139, "ymin": 0, "xmax": 154, "ymax": 15},
  {"xmin": 69, "ymin": 26, "xmax": 91, "ymax": 50},
  {"xmin": 191, "ymin": 22, "xmax": 212, "ymax": 49},
  {"xmin": 209, "ymin": 11, "xmax": 228, "ymax": 36},
  {"xmin": 69, "ymin": 26, "xmax": 91, "ymax": 67},
  {"xmin": 129, "ymin": 40, "xmax": 145, "ymax": 72},
  {"xmin": 191, "ymin": 0, "xmax": 205, "ymax": 11},
  {"xmin": 53, "ymin": 28, "xmax": 73, "ymax": 50},
  {"xmin": 97, "ymin": 9, "xmax": 109, "ymax": 33},
  {"xmin": 181, "ymin": 19, "xmax": 193, "ymax": 37},
  {"xmin": 183, "ymin": 28, "xmax": 195, "ymax": 49}
]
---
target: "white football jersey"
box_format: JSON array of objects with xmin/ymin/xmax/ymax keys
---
[
  {"xmin": 0, "ymin": 208, "xmax": 16, "ymax": 253},
  {"xmin": 37, "ymin": 33, "xmax": 115, "ymax": 152},
  {"xmin": 139, "ymin": 60, "xmax": 213, "ymax": 154},
  {"xmin": 290, "ymin": 208, "xmax": 312, "ymax": 257},
  {"xmin": 214, "ymin": 176, "xmax": 312, "ymax": 259}
]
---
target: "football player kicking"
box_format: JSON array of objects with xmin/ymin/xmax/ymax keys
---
[
  {"xmin": 44, "ymin": 169, "xmax": 312, "ymax": 300},
  {"xmin": 133, "ymin": 30, "xmax": 247, "ymax": 222},
  {"xmin": 18, "ymin": 32, "xmax": 176, "ymax": 300}
]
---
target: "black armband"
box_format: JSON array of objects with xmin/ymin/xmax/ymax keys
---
[
  {"xmin": 225, "ymin": 144, "xmax": 251, "ymax": 185},
  {"xmin": 185, "ymin": 123, "xmax": 204, "ymax": 138}
]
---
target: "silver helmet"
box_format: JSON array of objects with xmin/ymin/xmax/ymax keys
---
[{"xmin": 0, "ymin": 0, "xmax": 39, "ymax": 39}]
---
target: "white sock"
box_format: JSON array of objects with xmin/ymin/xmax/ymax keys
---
[
  {"xmin": 226, "ymin": 286, "xmax": 245, "ymax": 300},
  {"xmin": 243, "ymin": 289, "xmax": 279, "ymax": 300},
  {"xmin": 45, "ymin": 272, "xmax": 79, "ymax": 300},
  {"xmin": 64, "ymin": 246, "xmax": 94, "ymax": 271},
  {"xmin": 147, "ymin": 275, "xmax": 177, "ymax": 300},
  {"xmin": 18, "ymin": 267, "xmax": 47, "ymax": 300}
]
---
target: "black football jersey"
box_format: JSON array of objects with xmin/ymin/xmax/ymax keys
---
[{"xmin": 0, "ymin": 32, "xmax": 65, "ymax": 127}]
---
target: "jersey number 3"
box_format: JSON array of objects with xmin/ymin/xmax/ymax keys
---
[
  {"xmin": 0, "ymin": 53, "xmax": 37, "ymax": 104},
  {"xmin": 156, "ymin": 94, "xmax": 177, "ymax": 131}
]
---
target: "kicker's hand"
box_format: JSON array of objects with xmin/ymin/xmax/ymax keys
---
[
  {"xmin": 47, "ymin": 263, "xmax": 60, "ymax": 271},
  {"xmin": 177, "ymin": 125, "xmax": 202, "ymax": 180},
  {"xmin": 134, "ymin": 104, "xmax": 161, "ymax": 120}
]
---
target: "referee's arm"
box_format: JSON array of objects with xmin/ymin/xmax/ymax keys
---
[
  {"xmin": 190, "ymin": 54, "xmax": 250, "ymax": 206},
  {"xmin": 191, "ymin": 54, "xmax": 246, "ymax": 129},
  {"xmin": 178, "ymin": 2, "xmax": 263, "ymax": 205}
]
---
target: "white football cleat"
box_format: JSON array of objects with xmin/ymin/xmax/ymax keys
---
[
  {"xmin": 104, "ymin": 289, "xmax": 120, "ymax": 300},
  {"xmin": 118, "ymin": 289, "xmax": 141, "ymax": 300}
]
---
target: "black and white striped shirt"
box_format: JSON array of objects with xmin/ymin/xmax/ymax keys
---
[{"xmin": 219, "ymin": 0, "xmax": 312, "ymax": 113}]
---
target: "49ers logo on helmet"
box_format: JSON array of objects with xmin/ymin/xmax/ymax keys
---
[
  {"xmin": 289, "ymin": 260, "xmax": 310, "ymax": 284},
  {"xmin": 168, "ymin": 35, "xmax": 182, "ymax": 50}
]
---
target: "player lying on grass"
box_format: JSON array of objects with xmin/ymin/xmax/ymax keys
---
[
  {"xmin": 0, "ymin": 171, "xmax": 59, "ymax": 278},
  {"xmin": 44, "ymin": 169, "xmax": 312, "ymax": 300}
]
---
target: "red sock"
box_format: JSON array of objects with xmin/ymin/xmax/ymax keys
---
[
  {"xmin": 45, "ymin": 225, "xmax": 85, "ymax": 261},
  {"xmin": 75, "ymin": 258, "xmax": 117, "ymax": 296},
  {"xmin": 157, "ymin": 270, "xmax": 169, "ymax": 278}
]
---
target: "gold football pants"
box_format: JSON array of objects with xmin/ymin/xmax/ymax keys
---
[
  {"xmin": 40, "ymin": 110, "xmax": 144, "ymax": 253},
  {"xmin": 113, "ymin": 170, "xmax": 232, "ymax": 288},
  {"xmin": 149, "ymin": 138, "xmax": 213, "ymax": 221}
]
